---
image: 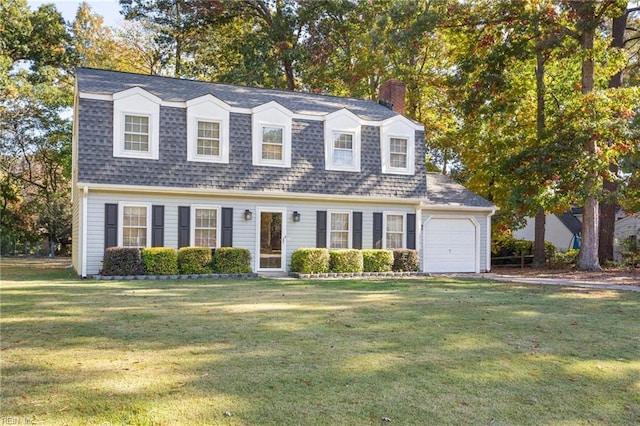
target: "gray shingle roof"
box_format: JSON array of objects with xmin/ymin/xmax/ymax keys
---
[
  {"xmin": 76, "ymin": 68, "xmax": 398, "ymax": 122},
  {"xmin": 556, "ymin": 212, "xmax": 582, "ymax": 234},
  {"xmin": 426, "ymin": 173, "xmax": 495, "ymax": 209}
]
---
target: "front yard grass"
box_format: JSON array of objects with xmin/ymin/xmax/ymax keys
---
[{"xmin": 1, "ymin": 257, "xmax": 639, "ymax": 425}]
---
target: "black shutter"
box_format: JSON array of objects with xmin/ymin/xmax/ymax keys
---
[
  {"xmin": 373, "ymin": 212, "xmax": 383, "ymax": 249},
  {"xmin": 152, "ymin": 205, "xmax": 165, "ymax": 247},
  {"xmin": 105, "ymin": 203, "xmax": 118, "ymax": 249},
  {"xmin": 407, "ymin": 213, "xmax": 416, "ymax": 249},
  {"xmin": 221, "ymin": 207, "xmax": 233, "ymax": 247},
  {"xmin": 352, "ymin": 212, "xmax": 363, "ymax": 249},
  {"xmin": 178, "ymin": 206, "xmax": 190, "ymax": 248},
  {"xmin": 316, "ymin": 211, "xmax": 327, "ymax": 248}
]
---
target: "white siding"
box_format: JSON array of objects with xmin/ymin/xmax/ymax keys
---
[
  {"xmin": 84, "ymin": 190, "xmax": 417, "ymax": 275},
  {"xmin": 513, "ymin": 215, "xmax": 575, "ymax": 252},
  {"xmin": 614, "ymin": 215, "xmax": 640, "ymax": 262}
]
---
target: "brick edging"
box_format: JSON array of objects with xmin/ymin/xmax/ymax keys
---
[
  {"xmin": 290, "ymin": 271, "xmax": 428, "ymax": 279},
  {"xmin": 93, "ymin": 273, "xmax": 259, "ymax": 280}
]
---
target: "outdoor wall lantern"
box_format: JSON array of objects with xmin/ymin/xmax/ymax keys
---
[
  {"xmin": 293, "ymin": 211, "xmax": 301, "ymax": 222},
  {"xmin": 244, "ymin": 209, "xmax": 253, "ymax": 221}
]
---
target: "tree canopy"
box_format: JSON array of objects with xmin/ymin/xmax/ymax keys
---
[{"xmin": 1, "ymin": 0, "xmax": 638, "ymax": 267}]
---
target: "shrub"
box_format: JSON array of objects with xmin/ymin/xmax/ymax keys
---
[
  {"xmin": 362, "ymin": 249, "xmax": 393, "ymax": 272},
  {"xmin": 620, "ymin": 235, "xmax": 639, "ymax": 267},
  {"xmin": 492, "ymin": 234, "xmax": 556, "ymax": 264},
  {"xmin": 140, "ymin": 247, "xmax": 178, "ymax": 275},
  {"xmin": 329, "ymin": 249, "xmax": 363, "ymax": 273},
  {"xmin": 549, "ymin": 249, "xmax": 580, "ymax": 268},
  {"xmin": 392, "ymin": 249, "xmax": 419, "ymax": 272},
  {"xmin": 102, "ymin": 247, "xmax": 144, "ymax": 276},
  {"xmin": 291, "ymin": 248, "xmax": 330, "ymax": 274},
  {"xmin": 178, "ymin": 247, "xmax": 213, "ymax": 274},
  {"xmin": 212, "ymin": 247, "xmax": 252, "ymax": 274}
]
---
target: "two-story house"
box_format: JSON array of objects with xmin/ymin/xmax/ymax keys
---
[{"xmin": 72, "ymin": 68, "xmax": 496, "ymax": 277}]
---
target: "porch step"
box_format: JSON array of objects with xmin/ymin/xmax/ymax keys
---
[{"xmin": 257, "ymin": 271, "xmax": 296, "ymax": 280}]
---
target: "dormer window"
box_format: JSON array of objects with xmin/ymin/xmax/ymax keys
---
[
  {"xmin": 324, "ymin": 110, "xmax": 361, "ymax": 172},
  {"xmin": 252, "ymin": 102, "xmax": 293, "ymax": 168},
  {"xmin": 332, "ymin": 132, "xmax": 355, "ymax": 167},
  {"xmin": 261, "ymin": 126, "xmax": 284, "ymax": 161},
  {"xmin": 187, "ymin": 95, "xmax": 230, "ymax": 164},
  {"xmin": 380, "ymin": 116, "xmax": 416, "ymax": 175},
  {"xmin": 113, "ymin": 87, "xmax": 160, "ymax": 160},
  {"xmin": 197, "ymin": 120, "xmax": 220, "ymax": 156},
  {"xmin": 389, "ymin": 137, "xmax": 408, "ymax": 169}
]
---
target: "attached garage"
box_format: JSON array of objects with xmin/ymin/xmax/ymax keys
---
[{"xmin": 423, "ymin": 217, "xmax": 479, "ymax": 273}]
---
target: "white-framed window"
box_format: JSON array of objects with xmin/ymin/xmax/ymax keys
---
[
  {"xmin": 380, "ymin": 117, "xmax": 416, "ymax": 175},
  {"xmin": 331, "ymin": 132, "xmax": 355, "ymax": 167},
  {"xmin": 191, "ymin": 206, "xmax": 220, "ymax": 248},
  {"xmin": 252, "ymin": 102, "xmax": 293, "ymax": 168},
  {"xmin": 113, "ymin": 87, "xmax": 160, "ymax": 160},
  {"xmin": 196, "ymin": 120, "xmax": 220, "ymax": 157},
  {"xmin": 384, "ymin": 212, "xmax": 405, "ymax": 249},
  {"xmin": 389, "ymin": 137, "xmax": 408, "ymax": 169},
  {"xmin": 329, "ymin": 211, "xmax": 351, "ymax": 249},
  {"xmin": 324, "ymin": 109, "xmax": 362, "ymax": 172},
  {"xmin": 186, "ymin": 95, "xmax": 230, "ymax": 164},
  {"xmin": 124, "ymin": 115, "xmax": 150, "ymax": 152},
  {"xmin": 119, "ymin": 203, "xmax": 151, "ymax": 247},
  {"xmin": 261, "ymin": 125, "xmax": 284, "ymax": 161}
]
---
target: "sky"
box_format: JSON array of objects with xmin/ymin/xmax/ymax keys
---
[{"xmin": 28, "ymin": 0, "xmax": 124, "ymax": 27}]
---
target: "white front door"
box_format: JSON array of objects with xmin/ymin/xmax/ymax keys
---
[{"xmin": 257, "ymin": 208, "xmax": 286, "ymax": 271}]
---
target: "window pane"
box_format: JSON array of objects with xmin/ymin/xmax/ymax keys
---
[
  {"xmin": 330, "ymin": 213, "xmax": 349, "ymax": 249},
  {"xmin": 197, "ymin": 121, "xmax": 220, "ymax": 157},
  {"xmin": 194, "ymin": 208, "xmax": 217, "ymax": 247},
  {"xmin": 262, "ymin": 143, "xmax": 283, "ymax": 160},
  {"xmin": 333, "ymin": 149, "xmax": 353, "ymax": 166},
  {"xmin": 122, "ymin": 206, "xmax": 147, "ymax": 247},
  {"xmin": 262, "ymin": 127, "xmax": 283, "ymax": 144},
  {"xmin": 334, "ymin": 133, "xmax": 353, "ymax": 149},
  {"xmin": 389, "ymin": 138, "xmax": 407, "ymax": 168},
  {"xmin": 390, "ymin": 153, "xmax": 406, "ymax": 168},
  {"xmin": 333, "ymin": 133, "xmax": 353, "ymax": 166},
  {"xmin": 385, "ymin": 214, "xmax": 404, "ymax": 249},
  {"xmin": 330, "ymin": 232, "xmax": 349, "ymax": 249},
  {"xmin": 387, "ymin": 215, "xmax": 403, "ymax": 232},
  {"xmin": 331, "ymin": 213, "xmax": 349, "ymax": 231},
  {"xmin": 124, "ymin": 115, "xmax": 149, "ymax": 152}
]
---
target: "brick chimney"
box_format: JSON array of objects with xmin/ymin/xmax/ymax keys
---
[{"xmin": 378, "ymin": 78, "xmax": 406, "ymax": 115}]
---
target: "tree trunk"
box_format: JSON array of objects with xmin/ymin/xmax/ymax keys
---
[
  {"xmin": 533, "ymin": 19, "xmax": 547, "ymax": 267},
  {"xmin": 599, "ymin": 10, "xmax": 627, "ymax": 264},
  {"xmin": 533, "ymin": 207, "xmax": 546, "ymax": 266},
  {"xmin": 576, "ymin": 21, "xmax": 601, "ymax": 271}
]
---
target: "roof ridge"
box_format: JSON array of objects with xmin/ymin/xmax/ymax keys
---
[{"xmin": 76, "ymin": 67, "xmax": 384, "ymax": 107}]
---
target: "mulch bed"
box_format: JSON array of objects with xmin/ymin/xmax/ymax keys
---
[{"xmin": 492, "ymin": 266, "xmax": 639, "ymax": 286}]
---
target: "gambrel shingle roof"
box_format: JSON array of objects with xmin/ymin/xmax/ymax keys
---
[{"xmin": 77, "ymin": 68, "xmax": 400, "ymax": 122}]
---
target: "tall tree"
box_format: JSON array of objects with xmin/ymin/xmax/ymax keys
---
[{"xmin": 0, "ymin": 0, "xmax": 74, "ymax": 254}]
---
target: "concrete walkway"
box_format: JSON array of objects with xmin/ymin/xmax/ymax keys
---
[{"xmin": 449, "ymin": 273, "xmax": 640, "ymax": 292}]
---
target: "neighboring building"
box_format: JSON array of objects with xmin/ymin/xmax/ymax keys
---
[
  {"xmin": 513, "ymin": 209, "xmax": 582, "ymax": 252},
  {"xmin": 72, "ymin": 68, "xmax": 496, "ymax": 277},
  {"xmin": 614, "ymin": 214, "xmax": 640, "ymax": 262}
]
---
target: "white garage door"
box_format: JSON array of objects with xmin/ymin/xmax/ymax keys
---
[{"xmin": 424, "ymin": 218, "xmax": 477, "ymax": 273}]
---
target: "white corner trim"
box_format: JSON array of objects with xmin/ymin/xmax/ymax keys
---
[{"xmin": 81, "ymin": 186, "xmax": 88, "ymax": 278}]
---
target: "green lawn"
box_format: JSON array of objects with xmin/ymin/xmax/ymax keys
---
[{"xmin": 1, "ymin": 258, "xmax": 639, "ymax": 425}]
